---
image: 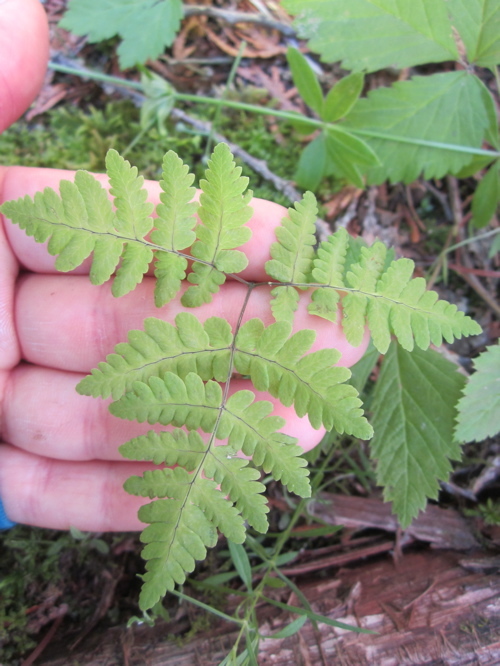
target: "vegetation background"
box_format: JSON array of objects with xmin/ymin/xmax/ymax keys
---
[{"xmin": 1, "ymin": 0, "xmax": 499, "ymax": 663}]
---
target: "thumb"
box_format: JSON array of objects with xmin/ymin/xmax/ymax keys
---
[{"xmin": 0, "ymin": 0, "xmax": 49, "ymax": 133}]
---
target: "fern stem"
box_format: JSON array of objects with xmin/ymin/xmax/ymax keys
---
[
  {"xmin": 48, "ymin": 61, "xmax": 500, "ymax": 160},
  {"xmin": 170, "ymin": 590, "xmax": 244, "ymax": 626}
]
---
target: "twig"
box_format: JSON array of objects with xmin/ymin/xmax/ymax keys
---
[
  {"xmin": 183, "ymin": 5, "xmax": 296, "ymax": 37},
  {"xmin": 20, "ymin": 609, "xmax": 67, "ymax": 666},
  {"xmin": 446, "ymin": 176, "xmax": 500, "ymax": 317}
]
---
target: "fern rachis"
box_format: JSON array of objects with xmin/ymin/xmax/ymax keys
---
[{"xmin": 0, "ymin": 143, "xmax": 481, "ymax": 610}]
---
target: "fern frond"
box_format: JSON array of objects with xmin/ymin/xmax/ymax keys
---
[
  {"xmin": 125, "ymin": 467, "xmax": 245, "ymax": 610},
  {"xmin": 109, "ymin": 371, "xmax": 310, "ymax": 496},
  {"xmin": 120, "ymin": 429, "xmax": 269, "ymax": 533},
  {"xmin": 309, "ymin": 231, "xmax": 482, "ymax": 353},
  {"xmin": 119, "ymin": 429, "xmax": 206, "ymax": 469},
  {"xmin": 307, "ymin": 227, "xmax": 349, "ymax": 322},
  {"xmin": 265, "ymin": 191, "xmax": 318, "ymax": 324},
  {"xmin": 204, "ymin": 446, "xmax": 269, "ymax": 533},
  {"xmin": 77, "ymin": 313, "xmax": 232, "ymax": 399},
  {"xmin": 234, "ymin": 318, "xmax": 372, "ymax": 438},
  {"xmin": 181, "ymin": 143, "xmax": 253, "ymax": 307},
  {"xmin": 0, "ymin": 150, "xmax": 160, "ymax": 297},
  {"xmin": 152, "ymin": 150, "xmax": 198, "ymax": 307}
]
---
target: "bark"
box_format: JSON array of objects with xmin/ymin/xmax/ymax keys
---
[{"xmin": 38, "ymin": 548, "xmax": 500, "ymax": 666}]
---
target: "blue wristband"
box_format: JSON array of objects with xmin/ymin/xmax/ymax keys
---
[{"xmin": 0, "ymin": 496, "xmax": 16, "ymax": 530}]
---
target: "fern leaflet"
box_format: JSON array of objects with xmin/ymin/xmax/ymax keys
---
[
  {"xmin": 181, "ymin": 143, "xmax": 253, "ymax": 307},
  {"xmin": 307, "ymin": 230, "xmax": 481, "ymax": 353},
  {"xmin": 265, "ymin": 190, "xmax": 317, "ymax": 324}
]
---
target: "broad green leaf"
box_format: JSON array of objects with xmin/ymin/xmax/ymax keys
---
[
  {"xmin": 322, "ymin": 73, "xmax": 365, "ymax": 122},
  {"xmin": 286, "ymin": 47, "xmax": 324, "ymax": 114},
  {"xmin": 471, "ymin": 161, "xmax": 500, "ymax": 228},
  {"xmin": 295, "ymin": 135, "xmax": 327, "ymax": 191},
  {"xmin": 371, "ymin": 343, "xmax": 466, "ymax": 527},
  {"xmin": 60, "ymin": 0, "xmax": 183, "ymax": 69},
  {"xmin": 448, "ymin": 0, "xmax": 500, "ymax": 68},
  {"xmin": 283, "ymin": 0, "xmax": 458, "ymax": 71},
  {"xmin": 455, "ymin": 345, "xmax": 500, "ymax": 442},
  {"xmin": 182, "ymin": 143, "xmax": 253, "ymax": 307},
  {"xmin": 344, "ymin": 71, "xmax": 491, "ymax": 184}
]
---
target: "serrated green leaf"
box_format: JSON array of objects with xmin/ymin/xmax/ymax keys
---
[
  {"xmin": 455, "ymin": 345, "xmax": 500, "ymax": 442},
  {"xmin": 182, "ymin": 143, "xmax": 253, "ymax": 307},
  {"xmin": 322, "ymin": 73, "xmax": 364, "ymax": 122},
  {"xmin": 309, "ymin": 226, "xmax": 348, "ymax": 322},
  {"xmin": 295, "ymin": 135, "xmax": 327, "ymax": 191},
  {"xmin": 344, "ymin": 72, "xmax": 491, "ymax": 184},
  {"xmin": 448, "ymin": 0, "xmax": 500, "ymax": 68},
  {"xmin": 283, "ymin": 0, "xmax": 458, "ymax": 71},
  {"xmin": 371, "ymin": 343, "xmax": 466, "ymax": 527},
  {"xmin": 471, "ymin": 162, "xmax": 500, "ymax": 228},
  {"xmin": 60, "ymin": 0, "xmax": 183, "ymax": 69},
  {"xmin": 286, "ymin": 47, "xmax": 324, "ymax": 114}
]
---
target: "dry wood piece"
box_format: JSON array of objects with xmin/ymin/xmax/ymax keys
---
[
  {"xmin": 308, "ymin": 492, "xmax": 479, "ymax": 551},
  {"xmin": 37, "ymin": 549, "xmax": 500, "ymax": 665}
]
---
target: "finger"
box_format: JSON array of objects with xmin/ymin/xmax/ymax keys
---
[
  {"xmin": 3, "ymin": 364, "xmax": 326, "ymax": 461},
  {"xmin": 1, "ymin": 166, "xmax": 287, "ymax": 280},
  {"xmin": 16, "ymin": 274, "xmax": 369, "ymax": 372},
  {"xmin": 0, "ymin": 446, "xmax": 149, "ymax": 530},
  {"xmin": 0, "ymin": 0, "xmax": 49, "ymax": 132}
]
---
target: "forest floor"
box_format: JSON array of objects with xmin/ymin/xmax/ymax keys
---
[{"xmin": 1, "ymin": 1, "xmax": 499, "ymax": 664}]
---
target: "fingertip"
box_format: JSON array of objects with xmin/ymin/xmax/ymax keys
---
[{"xmin": 0, "ymin": 0, "xmax": 49, "ymax": 133}]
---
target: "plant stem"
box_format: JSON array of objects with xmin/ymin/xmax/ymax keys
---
[{"xmin": 49, "ymin": 61, "xmax": 500, "ymax": 160}]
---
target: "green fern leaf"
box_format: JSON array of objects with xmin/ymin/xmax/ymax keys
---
[
  {"xmin": 204, "ymin": 446, "xmax": 269, "ymax": 533},
  {"xmin": 265, "ymin": 191, "xmax": 318, "ymax": 324},
  {"xmin": 110, "ymin": 372, "xmax": 311, "ymax": 497},
  {"xmin": 455, "ymin": 345, "xmax": 500, "ymax": 443},
  {"xmin": 76, "ymin": 313, "xmax": 232, "ymax": 399},
  {"xmin": 152, "ymin": 151, "xmax": 198, "ymax": 306},
  {"xmin": 106, "ymin": 149, "xmax": 156, "ymax": 296},
  {"xmin": 125, "ymin": 467, "xmax": 244, "ymax": 610},
  {"xmin": 182, "ymin": 143, "xmax": 253, "ymax": 307},
  {"xmin": 309, "ymin": 230, "xmax": 481, "ymax": 353},
  {"xmin": 0, "ymin": 150, "xmax": 159, "ymax": 297},
  {"xmin": 307, "ymin": 227, "xmax": 349, "ymax": 322},
  {"xmin": 119, "ymin": 429, "xmax": 206, "ymax": 470},
  {"xmin": 234, "ymin": 318, "xmax": 372, "ymax": 438}
]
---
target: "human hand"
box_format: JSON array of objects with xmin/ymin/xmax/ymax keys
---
[{"xmin": 0, "ymin": 2, "xmax": 368, "ymax": 532}]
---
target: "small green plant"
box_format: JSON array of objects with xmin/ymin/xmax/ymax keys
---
[
  {"xmin": 56, "ymin": 0, "xmax": 500, "ymax": 228},
  {"xmin": 1, "ymin": 143, "xmax": 480, "ymax": 613}
]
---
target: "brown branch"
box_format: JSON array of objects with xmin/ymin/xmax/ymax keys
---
[{"xmin": 183, "ymin": 5, "xmax": 296, "ymax": 37}]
